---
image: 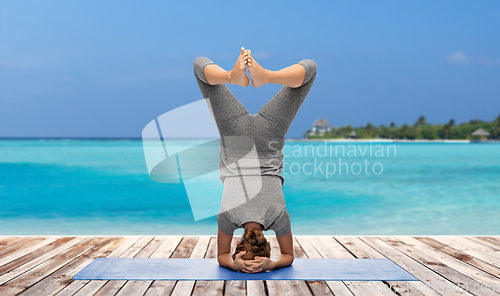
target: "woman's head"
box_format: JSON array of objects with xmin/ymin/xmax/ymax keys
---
[{"xmin": 232, "ymin": 227, "xmax": 271, "ymax": 261}]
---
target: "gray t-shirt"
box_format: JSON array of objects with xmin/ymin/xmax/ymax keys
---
[
  {"xmin": 216, "ymin": 141, "xmax": 291, "ymax": 236},
  {"xmin": 216, "ymin": 175, "xmax": 291, "ymax": 237}
]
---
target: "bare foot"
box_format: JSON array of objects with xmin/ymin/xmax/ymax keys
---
[
  {"xmin": 230, "ymin": 47, "xmax": 250, "ymax": 87},
  {"xmin": 247, "ymin": 51, "xmax": 270, "ymax": 88}
]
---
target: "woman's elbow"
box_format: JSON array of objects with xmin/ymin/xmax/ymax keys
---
[
  {"xmin": 283, "ymin": 254, "xmax": 294, "ymax": 267},
  {"xmin": 217, "ymin": 254, "xmax": 226, "ymax": 267}
]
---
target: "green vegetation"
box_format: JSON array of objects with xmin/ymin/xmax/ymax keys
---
[{"xmin": 306, "ymin": 115, "xmax": 500, "ymax": 140}]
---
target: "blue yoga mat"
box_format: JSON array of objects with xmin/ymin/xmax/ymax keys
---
[{"xmin": 73, "ymin": 258, "xmax": 418, "ymax": 281}]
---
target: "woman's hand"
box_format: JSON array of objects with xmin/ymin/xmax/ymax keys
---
[
  {"xmin": 232, "ymin": 251, "xmax": 247, "ymax": 272},
  {"xmin": 243, "ymin": 256, "xmax": 274, "ymax": 273}
]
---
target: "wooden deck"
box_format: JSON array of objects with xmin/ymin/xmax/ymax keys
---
[{"xmin": 0, "ymin": 236, "xmax": 500, "ymax": 296}]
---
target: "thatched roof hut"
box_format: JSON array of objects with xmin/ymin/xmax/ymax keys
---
[
  {"xmin": 312, "ymin": 118, "xmax": 331, "ymax": 128},
  {"xmin": 471, "ymin": 128, "xmax": 490, "ymax": 136},
  {"xmin": 310, "ymin": 118, "xmax": 332, "ymax": 135},
  {"xmin": 471, "ymin": 128, "xmax": 490, "ymax": 140}
]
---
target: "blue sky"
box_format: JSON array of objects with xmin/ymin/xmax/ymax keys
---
[{"xmin": 1, "ymin": 0, "xmax": 499, "ymax": 138}]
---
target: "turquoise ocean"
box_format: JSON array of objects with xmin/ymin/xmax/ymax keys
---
[{"xmin": 0, "ymin": 139, "xmax": 499, "ymax": 235}]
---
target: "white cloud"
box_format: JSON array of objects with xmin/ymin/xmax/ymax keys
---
[
  {"xmin": 446, "ymin": 51, "xmax": 468, "ymax": 64},
  {"xmin": 219, "ymin": 54, "xmax": 232, "ymax": 60},
  {"xmin": 446, "ymin": 51, "xmax": 500, "ymax": 66},
  {"xmin": 251, "ymin": 51, "xmax": 271, "ymax": 59}
]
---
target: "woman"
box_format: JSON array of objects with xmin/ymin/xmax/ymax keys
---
[{"xmin": 193, "ymin": 47, "xmax": 317, "ymax": 273}]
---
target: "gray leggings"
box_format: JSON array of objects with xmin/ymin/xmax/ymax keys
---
[
  {"xmin": 193, "ymin": 56, "xmax": 317, "ymax": 154},
  {"xmin": 194, "ymin": 57, "xmax": 316, "ymax": 235}
]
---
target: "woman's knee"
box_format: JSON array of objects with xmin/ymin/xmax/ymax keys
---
[
  {"xmin": 298, "ymin": 59, "xmax": 317, "ymax": 85},
  {"xmin": 193, "ymin": 56, "xmax": 214, "ymax": 84}
]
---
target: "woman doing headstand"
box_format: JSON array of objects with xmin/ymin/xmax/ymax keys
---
[{"xmin": 193, "ymin": 47, "xmax": 317, "ymax": 273}]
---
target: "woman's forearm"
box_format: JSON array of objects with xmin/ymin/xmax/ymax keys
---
[
  {"xmin": 270, "ymin": 254, "xmax": 294, "ymax": 270},
  {"xmin": 217, "ymin": 253, "xmax": 236, "ymax": 270}
]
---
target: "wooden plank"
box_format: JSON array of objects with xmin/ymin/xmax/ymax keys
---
[
  {"xmin": 266, "ymin": 236, "xmax": 313, "ymax": 296},
  {"xmin": 0, "ymin": 237, "xmax": 13, "ymax": 246},
  {"xmin": 170, "ymin": 237, "xmax": 198, "ymax": 258},
  {"xmin": 142, "ymin": 237, "xmax": 198, "ymax": 295},
  {"xmin": 114, "ymin": 280, "xmax": 151, "ymax": 296},
  {"xmin": 361, "ymin": 237, "xmax": 473, "ymax": 296},
  {"xmin": 149, "ymin": 236, "xmax": 183, "ymax": 258},
  {"xmin": 133, "ymin": 236, "xmax": 165, "ymax": 258},
  {"xmin": 433, "ymin": 236, "xmax": 500, "ymax": 269},
  {"xmin": 267, "ymin": 236, "xmax": 298, "ymax": 295},
  {"xmin": 0, "ymin": 237, "xmax": 73, "ymax": 275},
  {"xmin": 415, "ymin": 237, "xmax": 500, "ymax": 279},
  {"xmin": 0, "ymin": 237, "xmax": 27, "ymax": 252},
  {"xmin": 310, "ymin": 236, "xmax": 397, "ymax": 296},
  {"xmin": 69, "ymin": 236, "xmax": 141, "ymax": 296},
  {"xmin": 170, "ymin": 236, "xmax": 208, "ymax": 296},
  {"xmin": 92, "ymin": 236, "xmax": 155, "ymax": 296},
  {"xmin": 224, "ymin": 280, "xmax": 246, "ymax": 296},
  {"xmin": 2, "ymin": 236, "xmax": 494, "ymax": 296},
  {"xmin": 19, "ymin": 237, "xmax": 127, "ymax": 296},
  {"xmin": 0, "ymin": 237, "xmax": 60, "ymax": 267},
  {"xmin": 0, "ymin": 237, "xmax": 86, "ymax": 286},
  {"xmin": 143, "ymin": 281, "xmax": 177, "ymax": 296},
  {"xmin": 114, "ymin": 236, "xmax": 167, "ymax": 296},
  {"xmin": 247, "ymin": 281, "xmax": 266, "ymax": 296},
  {"xmin": 0, "ymin": 237, "xmax": 42, "ymax": 258},
  {"xmin": 56, "ymin": 236, "xmax": 141, "ymax": 296},
  {"xmin": 482, "ymin": 237, "xmax": 500, "ymax": 246},
  {"xmin": 453, "ymin": 237, "xmax": 500, "ymax": 257},
  {"xmin": 381, "ymin": 237, "xmax": 497, "ymax": 295},
  {"xmin": 466, "ymin": 237, "xmax": 500, "ymax": 253},
  {"xmin": 393, "ymin": 236, "xmax": 500, "ymax": 296},
  {"xmin": 142, "ymin": 236, "xmax": 183, "ymax": 296},
  {"xmin": 336, "ymin": 236, "xmax": 432, "ymax": 296},
  {"xmin": 295, "ymin": 236, "xmax": 343, "ymax": 296},
  {"xmin": 112, "ymin": 236, "xmax": 167, "ymax": 295},
  {"xmin": 192, "ymin": 236, "xmax": 224, "ymax": 296},
  {"xmin": 0, "ymin": 237, "xmax": 106, "ymax": 296}
]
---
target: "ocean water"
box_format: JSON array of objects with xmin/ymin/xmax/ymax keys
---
[{"xmin": 0, "ymin": 139, "xmax": 499, "ymax": 235}]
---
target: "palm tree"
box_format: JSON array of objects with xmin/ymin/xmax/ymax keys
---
[
  {"xmin": 365, "ymin": 123, "xmax": 375, "ymax": 138},
  {"xmin": 402, "ymin": 124, "xmax": 409, "ymax": 139},
  {"xmin": 443, "ymin": 119, "xmax": 455, "ymax": 139},
  {"xmin": 413, "ymin": 125, "xmax": 419, "ymax": 139},
  {"xmin": 415, "ymin": 115, "xmax": 427, "ymax": 126},
  {"xmin": 491, "ymin": 114, "xmax": 500, "ymax": 139},
  {"xmin": 379, "ymin": 124, "xmax": 386, "ymax": 139},
  {"xmin": 390, "ymin": 122, "xmax": 396, "ymax": 128}
]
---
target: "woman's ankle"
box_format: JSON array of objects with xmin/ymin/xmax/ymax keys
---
[{"xmin": 228, "ymin": 70, "xmax": 235, "ymax": 85}]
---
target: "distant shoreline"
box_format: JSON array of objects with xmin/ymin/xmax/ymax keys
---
[
  {"xmin": 286, "ymin": 139, "xmax": 500, "ymax": 143},
  {"xmin": 0, "ymin": 137, "xmax": 499, "ymax": 143}
]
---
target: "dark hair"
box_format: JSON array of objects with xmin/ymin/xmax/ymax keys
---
[{"xmin": 232, "ymin": 227, "xmax": 271, "ymax": 261}]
